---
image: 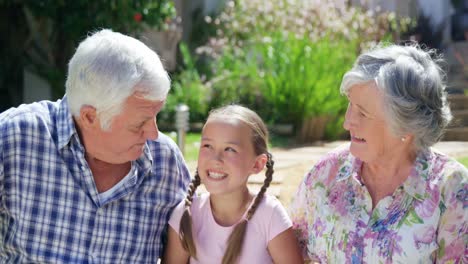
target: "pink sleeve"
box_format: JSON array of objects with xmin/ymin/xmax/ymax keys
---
[
  {"xmin": 168, "ymin": 199, "xmax": 186, "ymax": 234},
  {"xmin": 266, "ymin": 197, "xmax": 293, "ymax": 242}
]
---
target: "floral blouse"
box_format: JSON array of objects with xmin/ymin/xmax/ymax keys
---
[{"xmin": 289, "ymin": 144, "xmax": 467, "ymax": 264}]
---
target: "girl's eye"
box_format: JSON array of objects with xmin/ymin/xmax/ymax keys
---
[
  {"xmin": 359, "ymin": 111, "xmax": 366, "ymax": 118},
  {"xmin": 202, "ymin": 143, "xmax": 212, "ymax": 149},
  {"xmin": 225, "ymin": 147, "xmax": 237, "ymax": 153}
]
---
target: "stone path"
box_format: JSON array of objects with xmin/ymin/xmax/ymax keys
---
[{"xmin": 187, "ymin": 141, "xmax": 468, "ymax": 206}]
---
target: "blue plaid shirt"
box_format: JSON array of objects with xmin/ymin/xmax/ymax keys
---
[{"xmin": 0, "ymin": 97, "xmax": 191, "ymax": 263}]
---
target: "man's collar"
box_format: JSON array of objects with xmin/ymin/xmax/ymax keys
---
[{"xmin": 57, "ymin": 95, "xmax": 78, "ymax": 149}]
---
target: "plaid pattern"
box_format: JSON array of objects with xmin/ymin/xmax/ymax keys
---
[{"xmin": 0, "ymin": 97, "xmax": 191, "ymax": 263}]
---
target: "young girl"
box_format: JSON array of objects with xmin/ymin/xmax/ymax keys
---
[{"xmin": 163, "ymin": 105, "xmax": 303, "ymax": 264}]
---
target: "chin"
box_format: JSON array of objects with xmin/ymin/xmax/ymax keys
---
[{"xmin": 349, "ymin": 147, "xmax": 369, "ymax": 162}]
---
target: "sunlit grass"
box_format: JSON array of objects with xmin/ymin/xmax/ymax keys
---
[{"xmin": 457, "ymin": 156, "xmax": 468, "ymax": 168}]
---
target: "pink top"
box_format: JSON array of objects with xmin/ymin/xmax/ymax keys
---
[{"xmin": 168, "ymin": 193, "xmax": 292, "ymax": 263}]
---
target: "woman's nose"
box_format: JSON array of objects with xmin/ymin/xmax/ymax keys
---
[{"xmin": 343, "ymin": 104, "xmax": 354, "ymax": 131}]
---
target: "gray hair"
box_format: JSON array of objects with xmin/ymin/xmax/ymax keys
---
[
  {"xmin": 66, "ymin": 29, "xmax": 170, "ymax": 130},
  {"xmin": 340, "ymin": 44, "xmax": 452, "ymax": 150}
]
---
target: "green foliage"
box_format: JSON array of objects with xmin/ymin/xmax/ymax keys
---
[
  {"xmin": 162, "ymin": 43, "xmax": 209, "ymax": 125},
  {"xmin": 1, "ymin": 0, "xmax": 176, "ymax": 100},
  {"xmin": 205, "ymin": 32, "xmax": 355, "ymax": 140},
  {"xmin": 181, "ymin": 0, "xmax": 412, "ymax": 141}
]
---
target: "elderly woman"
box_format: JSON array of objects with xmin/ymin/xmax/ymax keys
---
[{"xmin": 289, "ymin": 44, "xmax": 467, "ymax": 263}]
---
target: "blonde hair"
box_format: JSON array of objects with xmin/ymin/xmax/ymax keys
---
[{"xmin": 179, "ymin": 105, "xmax": 274, "ymax": 263}]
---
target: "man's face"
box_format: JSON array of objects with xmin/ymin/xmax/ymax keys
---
[{"xmin": 83, "ymin": 94, "xmax": 165, "ymax": 164}]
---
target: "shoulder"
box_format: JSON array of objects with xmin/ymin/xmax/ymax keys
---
[
  {"xmin": 250, "ymin": 194, "xmax": 292, "ymax": 241},
  {"xmin": 425, "ymin": 150, "xmax": 467, "ymax": 182},
  {"xmin": 174, "ymin": 193, "xmax": 210, "ymax": 216},
  {"xmin": 1, "ymin": 100, "xmax": 59, "ymax": 123},
  {"xmin": 418, "ymin": 150, "xmax": 467, "ymax": 205},
  {"xmin": 258, "ymin": 194, "xmax": 284, "ymax": 210},
  {"xmin": 0, "ymin": 100, "xmax": 60, "ymax": 139},
  {"xmin": 314, "ymin": 143, "xmax": 352, "ymax": 169},
  {"xmin": 169, "ymin": 192, "xmax": 210, "ymax": 232},
  {"xmin": 304, "ymin": 143, "xmax": 355, "ymax": 184},
  {"xmin": 252, "ymin": 194, "xmax": 289, "ymax": 221}
]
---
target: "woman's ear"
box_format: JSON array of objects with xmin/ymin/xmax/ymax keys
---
[{"xmin": 251, "ymin": 153, "xmax": 268, "ymax": 174}]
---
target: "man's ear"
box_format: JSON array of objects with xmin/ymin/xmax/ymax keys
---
[
  {"xmin": 79, "ymin": 105, "xmax": 98, "ymax": 129},
  {"xmin": 251, "ymin": 153, "xmax": 268, "ymax": 174}
]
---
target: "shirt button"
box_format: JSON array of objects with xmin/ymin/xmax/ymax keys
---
[{"xmin": 81, "ymin": 165, "xmax": 86, "ymax": 171}]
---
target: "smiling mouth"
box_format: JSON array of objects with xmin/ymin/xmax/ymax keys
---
[
  {"xmin": 207, "ymin": 170, "xmax": 227, "ymax": 180},
  {"xmin": 351, "ymin": 135, "xmax": 366, "ymax": 143}
]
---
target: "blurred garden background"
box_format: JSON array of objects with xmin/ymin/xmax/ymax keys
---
[{"xmin": 1, "ymin": 0, "xmax": 468, "ymax": 167}]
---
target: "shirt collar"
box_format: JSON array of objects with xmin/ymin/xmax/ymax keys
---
[
  {"xmin": 57, "ymin": 95, "xmax": 78, "ymax": 149},
  {"xmin": 401, "ymin": 149, "xmax": 433, "ymax": 201},
  {"xmin": 336, "ymin": 148, "xmax": 431, "ymax": 201}
]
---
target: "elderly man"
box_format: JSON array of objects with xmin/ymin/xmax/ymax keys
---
[{"xmin": 0, "ymin": 29, "xmax": 191, "ymax": 263}]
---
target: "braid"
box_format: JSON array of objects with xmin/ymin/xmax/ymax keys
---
[
  {"xmin": 222, "ymin": 152, "xmax": 274, "ymax": 264},
  {"xmin": 246, "ymin": 152, "xmax": 274, "ymax": 219},
  {"xmin": 179, "ymin": 171, "xmax": 201, "ymax": 259}
]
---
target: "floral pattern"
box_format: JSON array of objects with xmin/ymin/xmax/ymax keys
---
[{"xmin": 289, "ymin": 144, "xmax": 467, "ymax": 263}]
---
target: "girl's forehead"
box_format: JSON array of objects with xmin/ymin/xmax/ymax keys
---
[
  {"xmin": 206, "ymin": 116, "xmax": 244, "ymax": 127},
  {"xmin": 203, "ymin": 118, "xmax": 253, "ymax": 138}
]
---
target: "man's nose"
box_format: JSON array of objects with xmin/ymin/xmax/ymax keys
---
[{"xmin": 144, "ymin": 117, "xmax": 159, "ymax": 141}]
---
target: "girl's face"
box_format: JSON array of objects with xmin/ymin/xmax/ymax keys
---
[{"xmin": 197, "ymin": 118, "xmax": 266, "ymax": 197}]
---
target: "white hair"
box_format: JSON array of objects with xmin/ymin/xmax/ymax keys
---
[
  {"xmin": 65, "ymin": 29, "xmax": 170, "ymax": 130},
  {"xmin": 340, "ymin": 44, "xmax": 452, "ymax": 151}
]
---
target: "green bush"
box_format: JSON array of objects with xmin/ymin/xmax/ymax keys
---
[
  {"xmin": 204, "ymin": 32, "xmax": 355, "ymax": 139},
  {"xmin": 173, "ymin": 0, "xmax": 413, "ymax": 141},
  {"xmin": 162, "ymin": 43, "xmax": 209, "ymax": 126}
]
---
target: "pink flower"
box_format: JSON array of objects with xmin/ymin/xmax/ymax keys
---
[
  {"xmin": 440, "ymin": 238, "xmax": 464, "ymax": 262},
  {"xmin": 328, "ymin": 182, "xmax": 349, "ymax": 216},
  {"xmin": 413, "ymin": 226, "xmax": 435, "ymax": 249},
  {"xmin": 414, "ymin": 188, "xmax": 439, "ymax": 218}
]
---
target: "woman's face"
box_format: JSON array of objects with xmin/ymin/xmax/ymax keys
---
[{"xmin": 343, "ymin": 82, "xmax": 403, "ymax": 164}]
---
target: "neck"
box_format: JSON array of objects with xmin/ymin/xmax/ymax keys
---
[
  {"xmin": 210, "ymin": 187, "xmax": 253, "ymax": 226},
  {"xmin": 362, "ymin": 149, "xmax": 417, "ymax": 208},
  {"xmin": 365, "ymin": 147, "xmax": 416, "ymax": 180},
  {"xmin": 86, "ymin": 154, "xmax": 131, "ymax": 193}
]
